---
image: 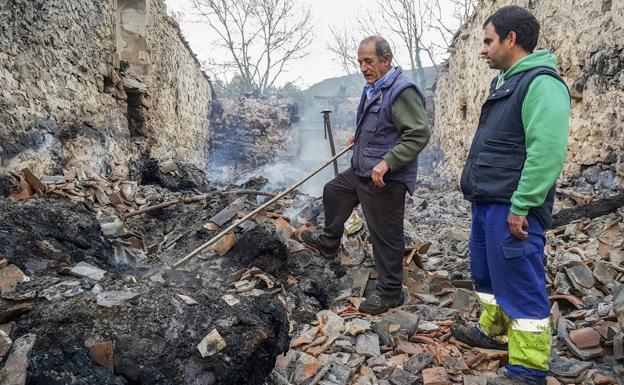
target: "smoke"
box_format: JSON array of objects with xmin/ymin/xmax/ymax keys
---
[{"xmin": 233, "ymin": 120, "xmax": 350, "ymax": 197}]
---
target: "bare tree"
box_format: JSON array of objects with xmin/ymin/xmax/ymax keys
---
[
  {"xmin": 426, "ymin": 0, "xmax": 479, "ymax": 63},
  {"xmin": 378, "ymin": 0, "xmax": 432, "ymax": 90},
  {"xmin": 191, "ymin": 0, "xmax": 313, "ymax": 95},
  {"xmin": 326, "ymin": 26, "xmax": 360, "ymax": 76}
]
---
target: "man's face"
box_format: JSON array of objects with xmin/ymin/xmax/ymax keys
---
[
  {"xmin": 358, "ymin": 42, "xmax": 392, "ymax": 84},
  {"xmin": 480, "ymin": 22, "xmax": 512, "ymax": 70}
]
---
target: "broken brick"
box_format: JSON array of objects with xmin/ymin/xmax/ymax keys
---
[
  {"xmin": 88, "ymin": 341, "xmax": 114, "ymax": 372},
  {"xmin": 396, "ymin": 340, "xmax": 424, "ymax": 356},
  {"xmin": 422, "ymin": 367, "xmax": 450, "ymax": 385},
  {"xmin": 569, "ymin": 327, "xmax": 601, "ymax": 349},
  {"xmin": 0, "ymin": 265, "xmax": 26, "ymax": 295}
]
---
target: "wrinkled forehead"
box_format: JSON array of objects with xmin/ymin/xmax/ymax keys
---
[{"xmin": 358, "ymin": 41, "xmax": 377, "ymax": 57}]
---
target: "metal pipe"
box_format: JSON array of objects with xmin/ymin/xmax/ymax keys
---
[
  {"xmin": 321, "ymin": 110, "xmax": 339, "ymax": 177},
  {"xmin": 173, "ymin": 144, "xmax": 354, "ymax": 268}
]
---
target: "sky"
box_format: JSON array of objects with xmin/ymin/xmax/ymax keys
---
[{"xmin": 164, "ymin": 0, "xmax": 463, "ymax": 89}]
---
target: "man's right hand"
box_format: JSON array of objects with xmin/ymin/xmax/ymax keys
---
[{"xmin": 347, "ymin": 135, "xmax": 355, "ymax": 145}]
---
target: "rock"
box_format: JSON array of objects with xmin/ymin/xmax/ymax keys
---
[
  {"xmin": 96, "ymin": 290, "xmax": 139, "ymax": 307},
  {"xmin": 372, "ymin": 320, "xmax": 394, "ymax": 347},
  {"xmin": 570, "ymin": 327, "xmax": 601, "ymax": 349},
  {"xmin": 565, "ymin": 264, "xmax": 595, "ymax": 289},
  {"xmin": 333, "ymin": 338, "xmax": 354, "ymax": 353},
  {"xmin": 177, "ymin": 294, "xmax": 199, "ymax": 305},
  {"xmin": 40, "ymin": 175, "xmax": 66, "ymax": 184},
  {"xmin": 325, "ymin": 362, "xmax": 352, "ymax": 385},
  {"xmin": 197, "ymin": 329, "xmax": 227, "ymax": 358},
  {"xmin": 404, "ymin": 304, "xmax": 457, "ymax": 321},
  {"xmin": 40, "ymin": 280, "xmax": 81, "ymax": 301},
  {"xmin": 63, "ymin": 286, "xmax": 84, "ymax": 298},
  {"xmin": 422, "ymin": 367, "xmax": 450, "ymax": 385},
  {"xmin": 0, "ymin": 265, "xmax": 27, "ymax": 294},
  {"xmin": 345, "ymin": 318, "xmax": 371, "ymax": 336},
  {"xmin": 0, "ymin": 330, "xmax": 11, "ymax": 359},
  {"xmin": 592, "ymin": 261, "xmax": 616, "ymax": 288},
  {"xmin": 404, "ymin": 352, "xmax": 434, "ymax": 374},
  {"xmin": 0, "ymin": 333, "xmax": 36, "ymax": 385},
  {"xmin": 614, "ymin": 286, "xmax": 624, "ymax": 326},
  {"xmin": 396, "ymin": 341, "xmax": 424, "ymax": 356},
  {"xmin": 70, "ymin": 261, "xmax": 106, "ymax": 281},
  {"xmin": 291, "ymin": 325, "xmax": 320, "ymax": 348},
  {"xmin": 98, "ymin": 215, "xmax": 125, "ymax": 237},
  {"xmin": 88, "ymin": 341, "xmax": 114, "ymax": 372},
  {"xmin": 451, "ymin": 288, "xmax": 477, "ymax": 312},
  {"xmin": 558, "ymin": 317, "xmax": 604, "ymax": 360},
  {"xmin": 222, "ymin": 294, "xmax": 241, "ymax": 306},
  {"xmin": 548, "ymin": 355, "xmax": 593, "ymax": 378},
  {"xmin": 382, "ymin": 310, "xmax": 420, "ymax": 336},
  {"xmin": 275, "ymin": 349, "xmax": 323, "ymax": 385},
  {"xmin": 0, "ymin": 304, "xmax": 32, "ymax": 324},
  {"xmin": 418, "ymin": 321, "xmax": 440, "ymax": 333},
  {"xmin": 415, "ymin": 293, "xmax": 440, "ymax": 305},
  {"xmin": 293, "ymin": 351, "xmax": 323, "ymax": 384},
  {"xmin": 318, "ymin": 310, "xmax": 346, "ymax": 336},
  {"xmin": 355, "ymin": 333, "xmax": 380, "ymax": 357},
  {"xmin": 463, "ymin": 375, "xmax": 488, "ymax": 385},
  {"xmin": 389, "ymin": 369, "xmax": 419, "ymax": 385}
]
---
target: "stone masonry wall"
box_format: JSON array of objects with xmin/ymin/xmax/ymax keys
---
[
  {"xmin": 0, "ymin": 0, "xmax": 213, "ymax": 180},
  {"xmin": 431, "ymin": 0, "xmax": 624, "ymax": 192}
]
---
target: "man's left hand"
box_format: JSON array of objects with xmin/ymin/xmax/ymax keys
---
[
  {"xmin": 507, "ymin": 213, "xmax": 529, "ymax": 240},
  {"xmin": 371, "ymin": 160, "xmax": 389, "ymax": 188}
]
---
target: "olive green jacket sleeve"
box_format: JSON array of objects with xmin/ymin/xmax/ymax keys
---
[{"xmin": 383, "ymin": 87, "xmax": 431, "ymax": 171}]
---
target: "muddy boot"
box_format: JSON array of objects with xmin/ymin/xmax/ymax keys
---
[
  {"xmin": 487, "ymin": 368, "xmax": 546, "ymax": 385},
  {"xmin": 300, "ymin": 230, "xmax": 338, "ymax": 260},
  {"xmin": 450, "ymin": 322, "xmax": 508, "ymax": 350},
  {"xmin": 358, "ymin": 292, "xmax": 403, "ymax": 315}
]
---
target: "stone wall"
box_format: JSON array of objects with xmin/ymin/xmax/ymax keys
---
[
  {"xmin": 0, "ymin": 0, "xmax": 213, "ymax": 180},
  {"xmin": 431, "ymin": 0, "xmax": 624, "ymax": 192},
  {"xmin": 208, "ymin": 97, "xmax": 299, "ymax": 180}
]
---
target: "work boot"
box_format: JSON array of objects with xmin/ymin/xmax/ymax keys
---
[
  {"xmin": 359, "ymin": 291, "xmax": 403, "ymax": 315},
  {"xmin": 451, "ymin": 322, "xmax": 508, "ymax": 350},
  {"xmin": 300, "ymin": 230, "xmax": 338, "ymax": 260},
  {"xmin": 486, "ymin": 367, "xmax": 546, "ymax": 385}
]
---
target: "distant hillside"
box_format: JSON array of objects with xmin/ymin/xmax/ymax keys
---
[{"xmin": 296, "ymin": 66, "xmax": 437, "ymax": 120}]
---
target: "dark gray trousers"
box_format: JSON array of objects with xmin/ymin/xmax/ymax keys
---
[{"xmin": 317, "ymin": 167, "xmax": 406, "ymax": 298}]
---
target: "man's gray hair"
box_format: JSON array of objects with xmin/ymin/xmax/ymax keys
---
[{"xmin": 359, "ymin": 36, "xmax": 393, "ymax": 59}]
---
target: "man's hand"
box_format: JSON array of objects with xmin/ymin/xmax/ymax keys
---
[
  {"xmin": 507, "ymin": 213, "xmax": 529, "ymax": 240},
  {"xmin": 347, "ymin": 135, "xmax": 355, "ymax": 145},
  {"xmin": 371, "ymin": 160, "xmax": 389, "ymax": 188}
]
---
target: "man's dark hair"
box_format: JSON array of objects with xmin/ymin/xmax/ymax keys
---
[
  {"xmin": 360, "ymin": 36, "xmax": 393, "ymax": 60},
  {"xmin": 484, "ymin": 6, "xmax": 540, "ymax": 53}
]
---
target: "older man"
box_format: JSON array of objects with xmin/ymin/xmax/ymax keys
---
[{"xmin": 301, "ymin": 36, "xmax": 430, "ymax": 315}]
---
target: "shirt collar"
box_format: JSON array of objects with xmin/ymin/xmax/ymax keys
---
[{"xmin": 364, "ymin": 67, "xmax": 396, "ymax": 100}]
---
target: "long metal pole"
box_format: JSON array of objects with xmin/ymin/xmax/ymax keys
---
[
  {"xmin": 322, "ymin": 110, "xmax": 339, "ymax": 177},
  {"xmin": 173, "ymin": 144, "xmax": 354, "ymax": 268}
]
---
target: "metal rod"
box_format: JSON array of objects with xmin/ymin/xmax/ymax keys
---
[
  {"xmin": 322, "ymin": 110, "xmax": 339, "ymax": 177},
  {"xmin": 173, "ymin": 144, "xmax": 354, "ymax": 268}
]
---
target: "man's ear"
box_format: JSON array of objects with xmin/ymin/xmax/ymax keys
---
[
  {"xmin": 383, "ymin": 53, "xmax": 393, "ymax": 66},
  {"xmin": 506, "ymin": 31, "xmax": 517, "ymax": 48}
]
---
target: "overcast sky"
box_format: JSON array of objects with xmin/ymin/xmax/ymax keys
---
[{"xmin": 164, "ymin": 0, "xmax": 462, "ymax": 89}]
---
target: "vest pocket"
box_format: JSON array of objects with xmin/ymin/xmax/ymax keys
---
[
  {"xmin": 473, "ymin": 152, "xmax": 525, "ymax": 199},
  {"xmin": 363, "ymin": 104, "xmax": 381, "ymax": 132},
  {"xmin": 359, "ymin": 147, "xmax": 389, "ymax": 175}
]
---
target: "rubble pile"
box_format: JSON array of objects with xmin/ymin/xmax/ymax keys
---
[
  {"xmin": 264, "ymin": 177, "xmax": 624, "ymax": 385},
  {"xmin": 1, "ymin": 167, "xmax": 623, "ymax": 385}
]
